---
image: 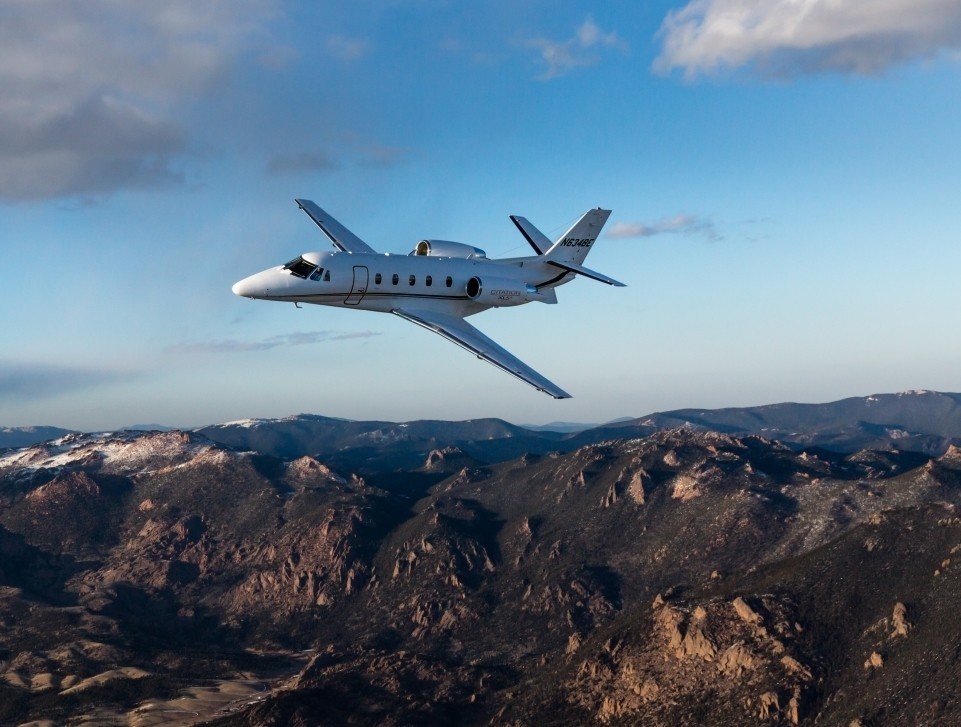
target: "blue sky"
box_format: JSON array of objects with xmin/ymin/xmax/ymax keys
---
[{"xmin": 2, "ymin": 0, "xmax": 960, "ymax": 430}]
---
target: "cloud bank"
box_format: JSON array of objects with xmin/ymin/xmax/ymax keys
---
[
  {"xmin": 170, "ymin": 330, "xmax": 381, "ymax": 354},
  {"xmin": 0, "ymin": 361, "xmax": 133, "ymax": 402},
  {"xmin": 608, "ymin": 214, "xmax": 719, "ymax": 241},
  {"xmin": 0, "ymin": 1, "xmax": 274, "ymax": 201},
  {"xmin": 527, "ymin": 16, "xmax": 626, "ymax": 79},
  {"xmin": 655, "ymin": 0, "xmax": 961, "ymax": 78}
]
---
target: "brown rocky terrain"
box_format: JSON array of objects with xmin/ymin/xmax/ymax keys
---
[{"xmin": 1, "ymin": 429, "xmax": 960, "ymax": 724}]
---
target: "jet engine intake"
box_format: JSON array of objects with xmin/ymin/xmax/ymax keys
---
[
  {"xmin": 412, "ymin": 240, "xmax": 486, "ymax": 259},
  {"xmin": 465, "ymin": 276, "xmax": 544, "ymax": 306}
]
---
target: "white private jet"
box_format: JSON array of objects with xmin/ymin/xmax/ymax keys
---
[{"xmin": 232, "ymin": 200, "xmax": 624, "ymax": 398}]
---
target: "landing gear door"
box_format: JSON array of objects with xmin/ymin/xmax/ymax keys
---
[{"xmin": 345, "ymin": 266, "xmax": 368, "ymax": 306}]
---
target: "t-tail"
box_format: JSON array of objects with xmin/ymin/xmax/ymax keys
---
[
  {"xmin": 544, "ymin": 208, "xmax": 611, "ymax": 265},
  {"xmin": 527, "ymin": 208, "xmax": 624, "ymax": 287}
]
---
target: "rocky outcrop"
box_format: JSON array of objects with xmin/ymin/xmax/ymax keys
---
[
  {"xmin": 567, "ymin": 593, "xmax": 814, "ymax": 725},
  {"xmin": 2, "ymin": 426, "xmax": 961, "ymax": 725},
  {"xmin": 891, "ymin": 602, "xmax": 911, "ymax": 638}
]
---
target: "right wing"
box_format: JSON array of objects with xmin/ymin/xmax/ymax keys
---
[
  {"xmin": 393, "ymin": 308, "xmax": 571, "ymax": 399},
  {"xmin": 295, "ymin": 199, "xmax": 377, "ymax": 254}
]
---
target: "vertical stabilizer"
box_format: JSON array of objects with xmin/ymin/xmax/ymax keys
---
[{"xmin": 544, "ymin": 208, "xmax": 611, "ymax": 265}]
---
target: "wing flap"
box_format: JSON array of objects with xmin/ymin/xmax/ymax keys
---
[
  {"xmin": 295, "ymin": 199, "xmax": 377, "ymax": 254},
  {"xmin": 393, "ymin": 308, "xmax": 571, "ymax": 399}
]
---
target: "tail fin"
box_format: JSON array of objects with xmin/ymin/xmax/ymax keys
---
[{"xmin": 544, "ymin": 208, "xmax": 612, "ymax": 265}]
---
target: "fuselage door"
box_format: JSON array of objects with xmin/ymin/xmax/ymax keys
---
[{"xmin": 345, "ymin": 265, "xmax": 368, "ymax": 306}]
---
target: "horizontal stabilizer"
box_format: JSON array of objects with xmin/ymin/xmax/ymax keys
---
[
  {"xmin": 295, "ymin": 199, "xmax": 377, "ymax": 254},
  {"xmin": 393, "ymin": 308, "xmax": 571, "ymax": 399},
  {"xmin": 509, "ymin": 215, "xmax": 551, "ymax": 255},
  {"xmin": 547, "ymin": 260, "xmax": 625, "ymax": 287}
]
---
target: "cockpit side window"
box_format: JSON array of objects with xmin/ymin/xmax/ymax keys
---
[
  {"xmin": 309, "ymin": 267, "xmax": 325, "ymax": 281},
  {"xmin": 284, "ymin": 257, "xmax": 318, "ymax": 279}
]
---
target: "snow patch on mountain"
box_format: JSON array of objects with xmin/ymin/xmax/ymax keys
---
[{"xmin": 0, "ymin": 431, "xmax": 221, "ymax": 475}]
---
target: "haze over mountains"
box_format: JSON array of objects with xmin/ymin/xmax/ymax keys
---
[
  {"xmin": 1, "ymin": 390, "xmax": 961, "ymax": 724},
  {"xmin": 5, "ymin": 390, "xmax": 960, "ymax": 458}
]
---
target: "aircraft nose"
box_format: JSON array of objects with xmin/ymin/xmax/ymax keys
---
[{"xmin": 232, "ymin": 275, "xmax": 265, "ymax": 298}]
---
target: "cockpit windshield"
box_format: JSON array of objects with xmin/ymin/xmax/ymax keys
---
[{"xmin": 284, "ymin": 256, "xmax": 318, "ymax": 279}]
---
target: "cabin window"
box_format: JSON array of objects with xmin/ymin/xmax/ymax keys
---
[
  {"xmin": 392, "ymin": 273, "xmax": 399, "ymax": 285},
  {"xmin": 309, "ymin": 267, "xmax": 325, "ymax": 281},
  {"xmin": 426, "ymin": 275, "xmax": 432, "ymax": 287},
  {"xmin": 409, "ymin": 274, "xmax": 416, "ymax": 286},
  {"xmin": 283, "ymin": 257, "xmax": 317, "ymax": 279},
  {"xmin": 375, "ymin": 273, "xmax": 382, "ymax": 285},
  {"xmin": 445, "ymin": 276, "xmax": 453, "ymax": 288}
]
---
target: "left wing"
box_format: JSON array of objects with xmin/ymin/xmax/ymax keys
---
[
  {"xmin": 393, "ymin": 308, "xmax": 571, "ymax": 399},
  {"xmin": 295, "ymin": 199, "xmax": 377, "ymax": 254}
]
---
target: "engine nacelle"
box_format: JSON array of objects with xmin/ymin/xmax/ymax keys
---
[
  {"xmin": 465, "ymin": 276, "xmax": 544, "ymax": 306},
  {"xmin": 411, "ymin": 239, "xmax": 486, "ymax": 259}
]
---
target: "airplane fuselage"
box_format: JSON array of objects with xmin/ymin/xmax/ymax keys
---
[
  {"xmin": 232, "ymin": 200, "xmax": 619, "ymax": 398},
  {"xmin": 232, "ymin": 250, "xmax": 563, "ymax": 318}
]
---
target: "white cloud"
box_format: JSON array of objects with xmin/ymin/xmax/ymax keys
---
[
  {"xmin": 608, "ymin": 214, "xmax": 719, "ymax": 241},
  {"xmin": 527, "ymin": 16, "xmax": 626, "ymax": 79},
  {"xmin": 654, "ymin": 0, "xmax": 961, "ymax": 78},
  {"xmin": 0, "ymin": 0, "xmax": 274, "ymax": 201}
]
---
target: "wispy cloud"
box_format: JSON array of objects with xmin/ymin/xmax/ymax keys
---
[
  {"xmin": 265, "ymin": 142, "xmax": 407, "ymax": 176},
  {"xmin": 356, "ymin": 143, "xmax": 408, "ymax": 167},
  {"xmin": 169, "ymin": 330, "xmax": 381, "ymax": 354},
  {"xmin": 608, "ymin": 214, "xmax": 720, "ymax": 241},
  {"xmin": 655, "ymin": 0, "xmax": 961, "ymax": 79},
  {"xmin": 526, "ymin": 16, "xmax": 626, "ymax": 80},
  {"xmin": 265, "ymin": 150, "xmax": 337, "ymax": 175},
  {"xmin": 325, "ymin": 35, "xmax": 371, "ymax": 62},
  {"xmin": 0, "ymin": 361, "xmax": 135, "ymax": 402},
  {"xmin": 0, "ymin": 1, "xmax": 275, "ymax": 201}
]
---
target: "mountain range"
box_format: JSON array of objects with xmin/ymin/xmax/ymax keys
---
[
  {"xmin": 1, "ymin": 391, "xmax": 961, "ymax": 724},
  {"xmin": 6, "ymin": 390, "xmax": 959, "ymax": 461}
]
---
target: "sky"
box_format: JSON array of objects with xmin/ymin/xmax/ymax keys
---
[{"xmin": 1, "ymin": 0, "xmax": 960, "ymax": 431}]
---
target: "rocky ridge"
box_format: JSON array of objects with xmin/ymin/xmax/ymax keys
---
[{"xmin": 0, "ymin": 427, "xmax": 960, "ymax": 724}]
